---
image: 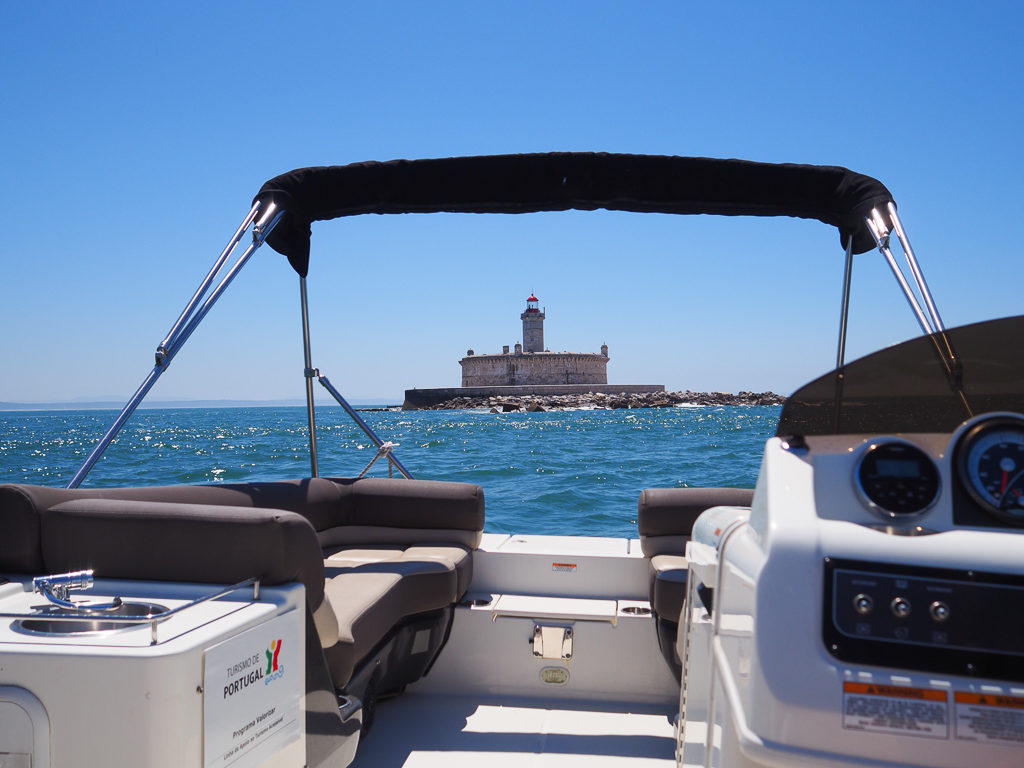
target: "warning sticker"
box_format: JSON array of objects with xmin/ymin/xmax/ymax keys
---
[
  {"xmin": 552, "ymin": 563, "xmax": 577, "ymax": 572},
  {"xmin": 954, "ymin": 692, "xmax": 1024, "ymax": 744},
  {"xmin": 842, "ymin": 682, "xmax": 949, "ymax": 739}
]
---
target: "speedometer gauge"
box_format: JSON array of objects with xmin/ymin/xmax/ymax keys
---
[{"xmin": 955, "ymin": 415, "xmax": 1024, "ymax": 525}]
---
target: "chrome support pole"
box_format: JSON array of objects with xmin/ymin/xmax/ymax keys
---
[
  {"xmin": 836, "ymin": 235, "xmax": 854, "ymax": 370},
  {"xmin": 863, "ymin": 206, "xmax": 968, "ymax": 416},
  {"xmin": 865, "ymin": 212, "xmax": 935, "ymax": 336},
  {"xmin": 162, "ymin": 205, "xmax": 283, "ymax": 364},
  {"xmin": 887, "ymin": 202, "xmax": 947, "ymax": 334},
  {"xmin": 299, "ymin": 277, "xmax": 319, "ymax": 478},
  {"xmin": 66, "ymin": 204, "xmax": 283, "ymax": 488},
  {"xmin": 159, "ymin": 201, "xmax": 262, "ymax": 357},
  {"xmin": 318, "ymin": 375, "xmax": 414, "ymax": 479},
  {"xmin": 66, "ymin": 368, "xmax": 163, "ymax": 488}
]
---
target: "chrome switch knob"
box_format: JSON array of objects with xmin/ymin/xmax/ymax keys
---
[
  {"xmin": 891, "ymin": 597, "xmax": 911, "ymax": 618},
  {"xmin": 929, "ymin": 601, "xmax": 951, "ymax": 622},
  {"xmin": 853, "ymin": 594, "xmax": 874, "ymax": 615}
]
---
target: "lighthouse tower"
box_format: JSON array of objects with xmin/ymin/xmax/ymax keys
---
[{"xmin": 521, "ymin": 294, "xmax": 545, "ymax": 353}]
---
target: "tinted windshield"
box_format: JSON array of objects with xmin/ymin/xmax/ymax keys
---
[{"xmin": 776, "ymin": 315, "xmax": 1024, "ymax": 436}]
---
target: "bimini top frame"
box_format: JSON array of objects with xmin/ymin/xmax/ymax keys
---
[
  {"xmin": 253, "ymin": 153, "xmax": 894, "ymax": 277},
  {"xmin": 69, "ymin": 153, "xmax": 948, "ymax": 487}
]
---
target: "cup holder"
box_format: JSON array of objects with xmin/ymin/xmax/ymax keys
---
[
  {"xmin": 620, "ymin": 605, "xmax": 652, "ymax": 616},
  {"xmin": 13, "ymin": 601, "xmax": 168, "ymax": 636}
]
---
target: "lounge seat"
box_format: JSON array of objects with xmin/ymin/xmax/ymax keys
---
[
  {"xmin": 0, "ymin": 476, "xmax": 485, "ymax": 695},
  {"xmin": 317, "ymin": 551, "xmax": 459, "ymax": 685},
  {"xmin": 637, "ymin": 487, "xmax": 754, "ymax": 677}
]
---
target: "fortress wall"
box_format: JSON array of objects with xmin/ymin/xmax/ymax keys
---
[
  {"xmin": 403, "ymin": 383, "xmax": 665, "ymax": 409},
  {"xmin": 460, "ymin": 353, "xmax": 608, "ymax": 387}
]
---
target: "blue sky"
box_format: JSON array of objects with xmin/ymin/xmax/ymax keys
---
[{"xmin": 2, "ymin": 2, "xmax": 1022, "ymax": 404}]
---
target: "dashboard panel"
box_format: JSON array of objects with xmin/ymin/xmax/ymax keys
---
[
  {"xmin": 809, "ymin": 412, "xmax": 1024, "ymax": 681},
  {"xmin": 809, "ymin": 412, "xmax": 1024, "ymax": 533}
]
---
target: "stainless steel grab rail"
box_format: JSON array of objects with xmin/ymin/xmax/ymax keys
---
[{"xmin": 0, "ymin": 577, "xmax": 261, "ymax": 645}]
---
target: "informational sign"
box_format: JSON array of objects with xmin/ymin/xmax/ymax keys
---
[
  {"xmin": 842, "ymin": 682, "xmax": 949, "ymax": 739},
  {"xmin": 204, "ymin": 611, "xmax": 303, "ymax": 768},
  {"xmin": 954, "ymin": 692, "xmax": 1024, "ymax": 745}
]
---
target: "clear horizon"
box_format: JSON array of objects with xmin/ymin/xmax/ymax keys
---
[{"xmin": 3, "ymin": 3, "xmax": 1023, "ymax": 406}]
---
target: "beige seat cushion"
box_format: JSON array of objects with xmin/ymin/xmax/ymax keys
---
[
  {"xmin": 319, "ymin": 546, "xmax": 463, "ymax": 687},
  {"xmin": 323, "ymin": 543, "xmax": 472, "ymax": 603},
  {"xmin": 403, "ymin": 544, "xmax": 473, "ymax": 598},
  {"xmin": 649, "ymin": 554, "xmax": 688, "ymax": 622}
]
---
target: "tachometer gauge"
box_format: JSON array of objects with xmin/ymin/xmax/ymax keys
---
[{"xmin": 956, "ymin": 415, "xmax": 1024, "ymax": 525}]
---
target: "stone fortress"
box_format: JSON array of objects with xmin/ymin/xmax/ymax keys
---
[
  {"xmin": 403, "ymin": 294, "xmax": 665, "ymax": 409},
  {"xmin": 459, "ymin": 295, "xmax": 610, "ymax": 386}
]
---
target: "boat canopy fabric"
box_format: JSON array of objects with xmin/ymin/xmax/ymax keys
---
[{"xmin": 254, "ymin": 153, "xmax": 894, "ymax": 276}]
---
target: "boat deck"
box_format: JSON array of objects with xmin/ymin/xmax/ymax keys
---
[
  {"xmin": 351, "ymin": 533, "xmax": 681, "ymax": 765},
  {"xmin": 353, "ymin": 693, "xmax": 677, "ymax": 767}
]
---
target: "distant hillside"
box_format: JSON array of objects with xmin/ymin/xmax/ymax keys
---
[{"xmin": 0, "ymin": 398, "xmax": 399, "ymax": 411}]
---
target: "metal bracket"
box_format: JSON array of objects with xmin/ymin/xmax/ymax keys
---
[
  {"xmin": 532, "ymin": 624, "xmax": 574, "ymax": 660},
  {"xmin": 866, "ymin": 208, "xmax": 891, "ymax": 250}
]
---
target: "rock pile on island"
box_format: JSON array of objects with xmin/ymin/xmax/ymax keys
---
[{"xmin": 424, "ymin": 390, "xmax": 785, "ymax": 412}]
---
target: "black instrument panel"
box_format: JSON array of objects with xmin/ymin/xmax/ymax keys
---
[
  {"xmin": 850, "ymin": 413, "xmax": 1024, "ymax": 529},
  {"xmin": 824, "ymin": 558, "xmax": 1024, "ymax": 681}
]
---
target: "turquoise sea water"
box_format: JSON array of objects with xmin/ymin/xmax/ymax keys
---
[{"xmin": 0, "ymin": 405, "xmax": 780, "ymax": 538}]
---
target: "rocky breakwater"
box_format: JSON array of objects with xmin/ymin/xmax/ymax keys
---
[{"xmin": 427, "ymin": 390, "xmax": 786, "ymax": 412}]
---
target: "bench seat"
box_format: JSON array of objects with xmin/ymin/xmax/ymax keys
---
[
  {"xmin": 0, "ymin": 477, "xmax": 484, "ymax": 694},
  {"xmin": 316, "ymin": 544, "xmax": 471, "ymax": 684}
]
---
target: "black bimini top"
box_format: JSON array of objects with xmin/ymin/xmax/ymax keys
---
[{"xmin": 254, "ymin": 153, "xmax": 893, "ymax": 276}]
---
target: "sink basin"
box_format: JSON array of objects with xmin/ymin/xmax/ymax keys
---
[{"xmin": 13, "ymin": 600, "xmax": 168, "ymax": 635}]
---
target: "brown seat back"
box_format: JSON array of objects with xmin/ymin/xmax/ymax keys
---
[
  {"xmin": 638, "ymin": 487, "xmax": 754, "ymax": 557},
  {"xmin": 43, "ymin": 498, "xmax": 325, "ymax": 608}
]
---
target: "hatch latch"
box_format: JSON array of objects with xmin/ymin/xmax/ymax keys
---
[{"xmin": 532, "ymin": 624, "xmax": 573, "ymax": 660}]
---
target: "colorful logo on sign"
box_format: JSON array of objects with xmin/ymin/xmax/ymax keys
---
[
  {"xmin": 265, "ymin": 639, "xmax": 285, "ymax": 684},
  {"xmin": 266, "ymin": 639, "xmax": 281, "ymax": 674}
]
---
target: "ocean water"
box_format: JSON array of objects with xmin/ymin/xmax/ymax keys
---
[{"xmin": 0, "ymin": 405, "xmax": 780, "ymax": 538}]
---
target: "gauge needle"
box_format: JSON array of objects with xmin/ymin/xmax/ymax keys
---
[{"xmin": 1002, "ymin": 471, "xmax": 1009, "ymax": 494}]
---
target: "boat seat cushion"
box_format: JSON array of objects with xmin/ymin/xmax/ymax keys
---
[
  {"xmin": 638, "ymin": 487, "xmax": 755, "ymax": 557},
  {"xmin": 320, "ymin": 477, "xmax": 485, "ymax": 549},
  {"xmin": 0, "ymin": 476, "xmax": 485, "ymax": 549},
  {"xmin": 649, "ymin": 554, "xmax": 689, "ymax": 622},
  {"xmin": 318, "ymin": 548, "xmax": 458, "ymax": 686},
  {"xmin": 322, "ymin": 544, "xmax": 473, "ymax": 600},
  {"xmin": 40, "ymin": 498, "xmax": 326, "ymax": 608},
  {"xmin": 0, "ymin": 485, "xmax": 46, "ymax": 574}
]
